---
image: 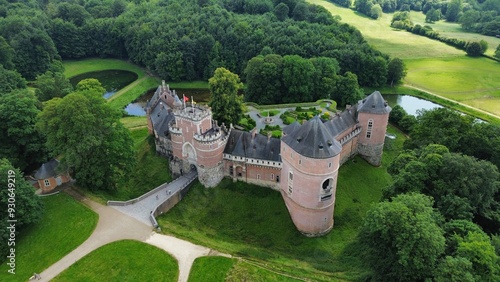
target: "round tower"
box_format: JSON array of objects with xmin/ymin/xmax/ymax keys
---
[
  {"xmin": 356, "ymin": 91, "xmax": 391, "ymax": 166},
  {"xmin": 280, "ymin": 117, "xmax": 342, "ymax": 237}
]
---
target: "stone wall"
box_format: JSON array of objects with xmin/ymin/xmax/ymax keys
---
[
  {"xmin": 197, "ymin": 161, "xmax": 224, "ymax": 188},
  {"xmin": 357, "ymin": 143, "xmax": 384, "ymax": 166}
]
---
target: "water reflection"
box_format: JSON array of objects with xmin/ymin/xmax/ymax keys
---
[{"xmin": 383, "ymin": 94, "xmax": 442, "ymax": 116}]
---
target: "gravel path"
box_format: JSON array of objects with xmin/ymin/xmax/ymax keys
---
[
  {"xmin": 36, "ymin": 185, "xmax": 228, "ymax": 282},
  {"xmin": 111, "ymin": 170, "xmax": 197, "ymax": 226}
]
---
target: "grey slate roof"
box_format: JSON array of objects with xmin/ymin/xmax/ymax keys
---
[
  {"xmin": 282, "ymin": 116, "xmax": 342, "ymax": 159},
  {"xmin": 150, "ymin": 101, "xmax": 174, "ymax": 137},
  {"xmin": 146, "ymin": 86, "xmax": 162, "ymax": 110},
  {"xmin": 358, "ymin": 91, "xmax": 391, "ymax": 114},
  {"xmin": 34, "ymin": 159, "xmax": 59, "ymax": 179},
  {"xmin": 324, "ymin": 106, "xmax": 358, "ymax": 138},
  {"xmin": 282, "ymin": 121, "xmax": 300, "ymax": 136},
  {"xmin": 224, "ymin": 130, "xmax": 281, "ymax": 162}
]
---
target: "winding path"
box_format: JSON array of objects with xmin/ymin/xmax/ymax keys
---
[{"xmin": 37, "ymin": 186, "xmax": 229, "ymax": 282}]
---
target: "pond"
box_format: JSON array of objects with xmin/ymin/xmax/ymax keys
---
[
  {"xmin": 69, "ymin": 70, "xmax": 138, "ymax": 99},
  {"xmin": 125, "ymin": 88, "xmax": 213, "ymax": 116},
  {"xmin": 382, "ymin": 94, "xmax": 442, "ymax": 116}
]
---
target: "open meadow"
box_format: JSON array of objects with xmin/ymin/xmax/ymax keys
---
[
  {"xmin": 52, "ymin": 240, "xmax": 178, "ymax": 282},
  {"xmin": 308, "ymin": 0, "xmax": 500, "ymax": 118},
  {"xmin": 0, "ymin": 194, "xmax": 97, "ymax": 282}
]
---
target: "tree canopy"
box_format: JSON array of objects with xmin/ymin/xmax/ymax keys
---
[
  {"xmin": 0, "ymin": 158, "xmax": 44, "ymax": 261},
  {"xmin": 0, "ymin": 89, "xmax": 48, "ymax": 170},
  {"xmin": 37, "ymin": 82, "xmax": 135, "ymax": 191},
  {"xmin": 208, "ymin": 68, "xmax": 244, "ymax": 126}
]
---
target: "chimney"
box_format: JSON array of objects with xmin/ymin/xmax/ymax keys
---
[
  {"xmin": 267, "ymin": 131, "xmax": 272, "ymax": 142},
  {"xmin": 162, "ymin": 80, "xmax": 166, "ymax": 89}
]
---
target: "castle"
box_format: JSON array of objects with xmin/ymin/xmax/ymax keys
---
[{"xmin": 147, "ymin": 81, "xmax": 391, "ymax": 237}]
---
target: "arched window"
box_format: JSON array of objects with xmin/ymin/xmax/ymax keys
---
[
  {"xmin": 288, "ymin": 170, "xmax": 293, "ymax": 195},
  {"xmin": 320, "ymin": 178, "xmax": 333, "ymax": 201}
]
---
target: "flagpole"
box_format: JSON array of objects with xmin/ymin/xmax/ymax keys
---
[{"xmin": 191, "ymin": 96, "xmax": 194, "ymax": 109}]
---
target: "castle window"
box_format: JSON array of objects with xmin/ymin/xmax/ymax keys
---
[
  {"xmin": 288, "ymin": 171, "xmax": 293, "ymax": 195},
  {"xmin": 366, "ymin": 119, "xmax": 373, "ymax": 139},
  {"xmin": 271, "ymin": 173, "xmax": 274, "ymax": 180},
  {"xmin": 276, "ymin": 175, "xmax": 280, "ymax": 183},
  {"xmin": 328, "ymin": 162, "xmax": 332, "ymax": 168},
  {"xmin": 320, "ymin": 178, "xmax": 333, "ymax": 201},
  {"xmin": 44, "ymin": 179, "xmax": 50, "ymax": 187},
  {"xmin": 299, "ymin": 159, "xmax": 302, "ymax": 165},
  {"xmin": 229, "ymin": 166, "xmax": 233, "ymax": 176},
  {"xmin": 257, "ymin": 174, "xmax": 260, "ymax": 180}
]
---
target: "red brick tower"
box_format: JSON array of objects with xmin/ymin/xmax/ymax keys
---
[
  {"xmin": 280, "ymin": 117, "xmax": 342, "ymax": 237},
  {"xmin": 356, "ymin": 91, "xmax": 391, "ymax": 166}
]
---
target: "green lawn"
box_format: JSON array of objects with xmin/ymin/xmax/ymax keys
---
[
  {"xmin": 0, "ymin": 193, "xmax": 97, "ymax": 282},
  {"xmin": 63, "ymin": 58, "xmax": 147, "ymax": 78},
  {"xmin": 409, "ymin": 11, "xmax": 500, "ymax": 56},
  {"xmin": 308, "ymin": 0, "xmax": 464, "ymax": 59},
  {"xmin": 120, "ymin": 116, "xmax": 148, "ymax": 130},
  {"xmin": 52, "ymin": 240, "xmax": 178, "ymax": 282},
  {"xmin": 404, "ymin": 56, "xmax": 500, "ymax": 116},
  {"xmin": 159, "ymin": 125, "xmax": 405, "ymax": 281},
  {"xmin": 63, "ymin": 58, "xmax": 160, "ymax": 111},
  {"xmin": 188, "ymin": 257, "xmax": 236, "ymax": 282},
  {"xmin": 85, "ymin": 127, "xmax": 172, "ymax": 202}
]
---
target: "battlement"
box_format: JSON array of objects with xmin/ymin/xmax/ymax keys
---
[
  {"xmin": 168, "ymin": 120, "xmax": 182, "ymax": 135},
  {"xmin": 173, "ymin": 105, "xmax": 211, "ymax": 121},
  {"xmin": 194, "ymin": 130, "xmax": 222, "ymax": 143}
]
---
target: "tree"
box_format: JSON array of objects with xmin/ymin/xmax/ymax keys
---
[
  {"xmin": 75, "ymin": 78, "xmax": 105, "ymax": 95},
  {"xmin": 480, "ymin": 40, "xmax": 489, "ymax": 54},
  {"xmin": 369, "ymin": 4, "xmax": 383, "ymax": 19},
  {"xmin": 35, "ymin": 71, "xmax": 73, "ymax": 102},
  {"xmin": 274, "ymin": 3, "xmax": 289, "ymax": 21},
  {"xmin": 495, "ymin": 44, "xmax": 500, "ymax": 60},
  {"xmin": 208, "ymin": 67, "xmax": 244, "ymax": 126},
  {"xmin": 466, "ymin": 41, "xmax": 484, "ymax": 57},
  {"xmin": 386, "ymin": 57, "xmax": 407, "ymax": 86},
  {"xmin": 0, "ymin": 65, "xmax": 26, "ymax": 95},
  {"xmin": 446, "ymin": 0, "xmax": 462, "ymax": 22},
  {"xmin": 426, "ymin": 8, "xmax": 441, "ymax": 23},
  {"xmin": 334, "ymin": 72, "xmax": 364, "ymax": 106},
  {"xmin": 282, "ymin": 55, "xmax": 315, "ymax": 103},
  {"xmin": 37, "ymin": 87, "xmax": 135, "ymax": 191},
  {"xmin": 292, "ymin": 2, "xmax": 309, "ymax": 21},
  {"xmin": 0, "ymin": 89, "xmax": 48, "ymax": 170},
  {"xmin": 244, "ymin": 54, "xmax": 284, "ymax": 105},
  {"xmin": 456, "ymin": 232, "xmax": 500, "ymax": 281},
  {"xmin": 0, "ymin": 158, "xmax": 44, "ymax": 261},
  {"xmin": 0, "ymin": 36, "xmax": 14, "ymax": 69},
  {"xmin": 361, "ymin": 193, "xmax": 445, "ymax": 281}
]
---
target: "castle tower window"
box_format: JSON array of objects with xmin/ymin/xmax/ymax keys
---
[
  {"xmin": 257, "ymin": 174, "xmax": 261, "ymax": 180},
  {"xmin": 44, "ymin": 179, "xmax": 50, "ymax": 187},
  {"xmin": 229, "ymin": 166, "xmax": 233, "ymax": 176},
  {"xmin": 299, "ymin": 159, "xmax": 302, "ymax": 165},
  {"xmin": 366, "ymin": 119, "xmax": 373, "ymax": 139},
  {"xmin": 328, "ymin": 162, "xmax": 332, "ymax": 168},
  {"xmin": 271, "ymin": 173, "xmax": 274, "ymax": 180},
  {"xmin": 288, "ymin": 171, "xmax": 293, "ymax": 195},
  {"xmin": 320, "ymin": 178, "xmax": 333, "ymax": 201},
  {"xmin": 276, "ymin": 175, "xmax": 280, "ymax": 183}
]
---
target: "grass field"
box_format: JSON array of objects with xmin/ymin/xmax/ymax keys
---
[
  {"xmin": 404, "ymin": 57, "xmax": 500, "ymax": 116},
  {"xmin": 52, "ymin": 240, "xmax": 178, "ymax": 282},
  {"xmin": 308, "ymin": 0, "xmax": 500, "ymax": 119},
  {"xmin": 188, "ymin": 257, "xmax": 236, "ymax": 282},
  {"xmin": 63, "ymin": 58, "xmax": 160, "ymax": 111},
  {"xmin": 409, "ymin": 12, "xmax": 500, "ymax": 56},
  {"xmin": 0, "ymin": 193, "xmax": 97, "ymax": 282},
  {"xmin": 159, "ymin": 125, "xmax": 405, "ymax": 281},
  {"xmin": 120, "ymin": 116, "xmax": 148, "ymax": 129},
  {"xmin": 308, "ymin": 0, "xmax": 464, "ymax": 58}
]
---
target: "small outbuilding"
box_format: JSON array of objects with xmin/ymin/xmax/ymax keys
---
[{"xmin": 34, "ymin": 159, "xmax": 71, "ymax": 193}]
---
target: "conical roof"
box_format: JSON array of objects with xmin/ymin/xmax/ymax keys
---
[
  {"xmin": 282, "ymin": 116, "xmax": 341, "ymax": 159},
  {"xmin": 358, "ymin": 91, "xmax": 391, "ymax": 114}
]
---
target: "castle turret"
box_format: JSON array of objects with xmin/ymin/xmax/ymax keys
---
[
  {"xmin": 280, "ymin": 116, "xmax": 342, "ymax": 237},
  {"xmin": 356, "ymin": 91, "xmax": 391, "ymax": 166}
]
